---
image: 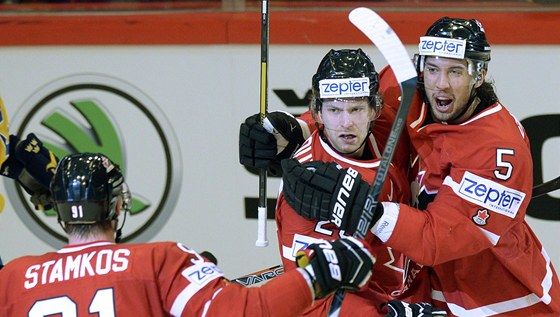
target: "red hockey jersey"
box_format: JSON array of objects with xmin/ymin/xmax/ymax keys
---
[
  {"xmin": 276, "ymin": 131, "xmax": 430, "ymax": 316},
  {"xmin": 0, "ymin": 240, "xmax": 313, "ymax": 317},
  {"xmin": 375, "ymin": 66, "xmax": 560, "ymax": 316}
]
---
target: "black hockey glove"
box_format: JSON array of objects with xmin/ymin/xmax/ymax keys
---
[
  {"xmin": 296, "ymin": 236, "xmax": 374, "ymax": 299},
  {"xmin": 0, "ymin": 133, "xmax": 58, "ymax": 211},
  {"xmin": 239, "ymin": 111, "xmax": 304, "ymax": 176},
  {"xmin": 385, "ymin": 300, "xmax": 448, "ymax": 317},
  {"xmin": 281, "ymin": 159, "xmax": 382, "ymax": 235},
  {"xmin": 200, "ymin": 251, "xmax": 218, "ymax": 265}
]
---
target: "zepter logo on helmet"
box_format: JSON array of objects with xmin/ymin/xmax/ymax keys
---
[
  {"xmin": 318, "ymin": 77, "xmax": 371, "ymax": 99},
  {"xmin": 311, "ymin": 48, "xmax": 380, "ymax": 112}
]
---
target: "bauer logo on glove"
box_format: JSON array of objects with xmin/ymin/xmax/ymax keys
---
[
  {"xmin": 295, "ymin": 236, "xmax": 375, "ymax": 299},
  {"xmin": 332, "ymin": 166, "xmax": 360, "ymax": 228},
  {"xmin": 281, "ymin": 159, "xmax": 376, "ymax": 235}
]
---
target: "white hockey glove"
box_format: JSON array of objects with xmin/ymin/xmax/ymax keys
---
[{"xmin": 296, "ymin": 236, "xmax": 374, "ymax": 299}]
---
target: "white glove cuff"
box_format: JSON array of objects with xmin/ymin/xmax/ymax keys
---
[
  {"xmin": 371, "ymin": 202, "xmax": 399, "ymax": 242},
  {"xmin": 297, "ymin": 267, "xmax": 316, "ymax": 299}
]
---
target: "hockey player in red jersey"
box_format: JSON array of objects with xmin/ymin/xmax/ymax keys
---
[
  {"xmin": 282, "ymin": 49, "xmax": 431, "ymax": 316},
  {"xmin": 254, "ymin": 49, "xmax": 431, "ymax": 316},
  {"xmin": 0, "ymin": 152, "xmax": 375, "ymax": 317},
  {"xmin": 281, "ymin": 17, "xmax": 560, "ymax": 316}
]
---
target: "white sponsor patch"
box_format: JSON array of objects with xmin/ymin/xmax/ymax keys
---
[
  {"xmin": 291, "ymin": 234, "xmax": 323, "ymax": 258},
  {"xmin": 319, "ymin": 77, "xmax": 370, "ymax": 98},
  {"xmin": 182, "ymin": 262, "xmax": 223, "ymax": 285},
  {"xmin": 418, "ymin": 36, "xmax": 466, "ymax": 59},
  {"xmin": 457, "ymin": 171, "xmax": 525, "ymax": 219}
]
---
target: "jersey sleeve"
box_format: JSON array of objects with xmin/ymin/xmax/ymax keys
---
[
  {"xmin": 377, "ymin": 107, "xmax": 535, "ymax": 266},
  {"xmin": 153, "ymin": 242, "xmax": 313, "ymax": 317},
  {"xmin": 275, "ymin": 192, "xmax": 328, "ymax": 271},
  {"xmin": 297, "ymin": 111, "xmax": 317, "ymax": 135}
]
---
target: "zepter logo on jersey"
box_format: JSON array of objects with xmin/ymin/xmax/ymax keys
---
[
  {"xmin": 457, "ymin": 171, "xmax": 525, "ymax": 218},
  {"xmin": 5, "ymin": 73, "xmax": 182, "ymax": 247}
]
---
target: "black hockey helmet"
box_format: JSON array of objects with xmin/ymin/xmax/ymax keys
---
[
  {"xmin": 311, "ymin": 48, "xmax": 379, "ymax": 112},
  {"xmin": 418, "ymin": 17, "xmax": 491, "ymax": 70},
  {"xmin": 425, "ymin": 17, "xmax": 490, "ymax": 62},
  {"xmin": 51, "ymin": 153, "xmax": 127, "ymax": 224}
]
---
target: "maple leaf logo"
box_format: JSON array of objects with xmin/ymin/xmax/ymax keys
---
[{"xmin": 473, "ymin": 209, "xmax": 490, "ymax": 226}]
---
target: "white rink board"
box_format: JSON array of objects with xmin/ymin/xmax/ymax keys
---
[{"xmin": 0, "ymin": 44, "xmax": 558, "ymax": 278}]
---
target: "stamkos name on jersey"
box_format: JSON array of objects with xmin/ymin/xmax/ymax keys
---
[
  {"xmin": 419, "ymin": 36, "xmax": 466, "ymax": 59},
  {"xmin": 319, "ymin": 77, "xmax": 370, "ymax": 99},
  {"xmin": 24, "ymin": 249, "xmax": 130, "ymax": 289},
  {"xmin": 457, "ymin": 171, "xmax": 525, "ymax": 218}
]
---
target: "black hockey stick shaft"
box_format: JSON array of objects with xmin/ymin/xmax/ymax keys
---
[
  {"xmin": 328, "ymin": 78, "xmax": 417, "ymax": 317},
  {"xmin": 532, "ymin": 175, "xmax": 560, "ymax": 198},
  {"xmin": 327, "ymin": 8, "xmax": 418, "ymax": 317},
  {"xmin": 354, "ymin": 77, "xmax": 416, "ymax": 237},
  {"xmin": 230, "ymin": 264, "xmax": 284, "ymax": 286},
  {"xmin": 256, "ymin": 0, "xmax": 270, "ymax": 247}
]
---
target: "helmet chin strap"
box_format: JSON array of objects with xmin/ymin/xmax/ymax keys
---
[
  {"xmin": 114, "ymin": 211, "xmax": 127, "ymax": 243},
  {"xmin": 114, "ymin": 183, "xmax": 131, "ymax": 243},
  {"xmin": 114, "ymin": 208, "xmax": 129, "ymax": 243},
  {"xmin": 115, "ymin": 227, "xmax": 122, "ymax": 243}
]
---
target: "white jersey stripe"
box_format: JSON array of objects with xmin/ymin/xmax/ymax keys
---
[
  {"xmin": 170, "ymin": 267, "xmax": 223, "ymax": 316},
  {"xmin": 432, "ymin": 289, "xmax": 541, "ymax": 316},
  {"xmin": 540, "ymin": 247, "xmax": 553, "ymax": 305}
]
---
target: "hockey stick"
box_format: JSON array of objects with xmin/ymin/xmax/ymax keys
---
[
  {"xmin": 230, "ymin": 264, "xmax": 284, "ymax": 286},
  {"xmin": 256, "ymin": 0, "xmax": 270, "ymax": 247},
  {"xmin": 532, "ymin": 175, "xmax": 560, "ymax": 198},
  {"xmin": 327, "ymin": 8, "xmax": 418, "ymax": 317}
]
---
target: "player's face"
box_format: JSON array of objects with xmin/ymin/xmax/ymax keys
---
[
  {"xmin": 422, "ymin": 56, "xmax": 477, "ymax": 123},
  {"xmin": 319, "ymin": 98, "xmax": 375, "ymax": 158}
]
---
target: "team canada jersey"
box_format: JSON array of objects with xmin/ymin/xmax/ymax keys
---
[
  {"xmin": 0, "ymin": 240, "xmax": 313, "ymax": 317},
  {"xmin": 276, "ymin": 131, "xmax": 430, "ymax": 316},
  {"xmin": 376, "ymin": 66, "xmax": 560, "ymax": 316}
]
